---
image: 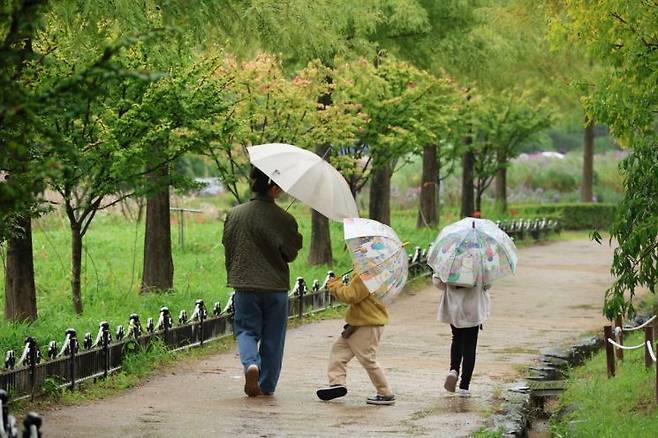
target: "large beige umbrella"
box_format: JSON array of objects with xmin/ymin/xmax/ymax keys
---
[{"xmin": 247, "ymin": 143, "xmax": 358, "ymax": 221}]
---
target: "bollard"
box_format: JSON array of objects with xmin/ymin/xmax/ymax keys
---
[
  {"xmin": 22, "ymin": 412, "xmax": 41, "ymax": 438},
  {"xmin": 614, "ymin": 315, "xmax": 624, "ymax": 361},
  {"xmin": 645, "ymin": 326, "xmax": 655, "ymax": 370},
  {"xmin": 604, "ymin": 325, "xmax": 615, "ymax": 378},
  {"xmin": 179, "ymin": 309, "xmax": 188, "ymax": 325},
  {"xmin": 213, "ymin": 302, "xmax": 222, "ymax": 316},
  {"xmin": 146, "ymin": 318, "xmax": 154, "ymax": 335},
  {"xmin": 115, "ymin": 325, "xmax": 125, "ymax": 341}
]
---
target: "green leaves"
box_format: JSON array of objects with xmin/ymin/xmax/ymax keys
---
[{"xmin": 553, "ymin": 0, "xmax": 658, "ymax": 318}]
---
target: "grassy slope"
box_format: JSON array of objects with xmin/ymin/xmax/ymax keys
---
[{"xmin": 551, "ymin": 330, "xmax": 658, "ymax": 438}]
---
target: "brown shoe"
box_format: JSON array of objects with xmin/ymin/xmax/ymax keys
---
[
  {"xmin": 444, "ymin": 370, "xmax": 458, "ymax": 393},
  {"xmin": 244, "ymin": 364, "xmax": 261, "ymax": 397}
]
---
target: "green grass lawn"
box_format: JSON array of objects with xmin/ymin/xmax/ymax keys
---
[
  {"xmin": 551, "ymin": 331, "xmax": 658, "ymax": 438},
  {"xmin": 0, "ymin": 203, "xmax": 439, "ymax": 354}
]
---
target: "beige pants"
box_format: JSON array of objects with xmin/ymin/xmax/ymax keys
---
[{"xmin": 327, "ymin": 325, "xmax": 392, "ymax": 396}]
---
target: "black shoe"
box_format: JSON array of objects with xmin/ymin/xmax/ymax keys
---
[
  {"xmin": 316, "ymin": 384, "xmax": 347, "ymax": 401},
  {"xmin": 366, "ymin": 394, "xmax": 395, "ymax": 405}
]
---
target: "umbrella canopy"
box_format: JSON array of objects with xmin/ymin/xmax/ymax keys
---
[
  {"xmin": 344, "ymin": 218, "xmax": 408, "ymax": 305},
  {"xmin": 247, "ymin": 143, "xmax": 358, "ymax": 221},
  {"xmin": 427, "ymin": 217, "xmax": 518, "ymax": 287}
]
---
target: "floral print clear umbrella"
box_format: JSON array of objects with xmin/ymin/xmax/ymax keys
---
[
  {"xmin": 427, "ymin": 217, "xmax": 518, "ymax": 287},
  {"xmin": 343, "ymin": 218, "xmax": 408, "ymax": 305}
]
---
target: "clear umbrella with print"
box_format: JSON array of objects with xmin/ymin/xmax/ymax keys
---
[
  {"xmin": 343, "ymin": 218, "xmax": 408, "ymax": 305},
  {"xmin": 427, "ymin": 217, "xmax": 518, "ymax": 287}
]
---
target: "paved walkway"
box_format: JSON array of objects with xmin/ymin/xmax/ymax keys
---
[{"xmin": 43, "ymin": 239, "xmax": 613, "ymax": 437}]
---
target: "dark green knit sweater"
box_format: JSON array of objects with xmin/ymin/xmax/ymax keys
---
[{"xmin": 222, "ymin": 193, "xmax": 303, "ymax": 291}]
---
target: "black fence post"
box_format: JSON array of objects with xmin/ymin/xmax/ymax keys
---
[
  {"xmin": 158, "ymin": 307, "xmax": 172, "ymax": 346},
  {"xmin": 23, "ymin": 411, "xmax": 42, "ymax": 438},
  {"xmin": 47, "ymin": 342, "xmax": 57, "ymax": 360},
  {"xmin": 1, "ymin": 388, "xmax": 11, "ymax": 436},
  {"xmin": 604, "ymin": 325, "xmax": 615, "ymax": 378},
  {"xmin": 179, "ymin": 310, "xmax": 188, "ymax": 325},
  {"xmin": 128, "ymin": 314, "xmax": 142, "ymax": 339},
  {"xmin": 645, "ymin": 326, "xmax": 654, "ymax": 370},
  {"xmin": 1, "ymin": 389, "xmax": 18, "ymax": 437},
  {"xmin": 65, "ymin": 329, "xmax": 78, "ymax": 390},
  {"xmin": 19, "ymin": 337, "xmax": 38, "ymax": 402},
  {"xmin": 99, "ymin": 322, "xmax": 110, "ymax": 379},
  {"xmin": 312, "ymin": 280, "xmax": 320, "ymax": 310},
  {"xmin": 4, "ymin": 350, "xmax": 15, "ymax": 370},
  {"xmin": 193, "ymin": 299, "xmax": 207, "ymax": 347},
  {"xmin": 295, "ymin": 277, "xmax": 306, "ymax": 319},
  {"xmin": 323, "ymin": 271, "xmax": 335, "ymax": 307}
]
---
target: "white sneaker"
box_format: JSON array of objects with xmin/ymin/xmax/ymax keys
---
[
  {"xmin": 456, "ymin": 388, "xmax": 471, "ymax": 397},
  {"xmin": 444, "ymin": 370, "xmax": 458, "ymax": 393}
]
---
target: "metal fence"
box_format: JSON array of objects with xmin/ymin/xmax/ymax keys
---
[{"xmin": 1, "ymin": 249, "xmax": 433, "ymax": 402}]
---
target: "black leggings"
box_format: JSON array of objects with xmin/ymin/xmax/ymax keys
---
[{"xmin": 450, "ymin": 325, "xmax": 480, "ymax": 390}]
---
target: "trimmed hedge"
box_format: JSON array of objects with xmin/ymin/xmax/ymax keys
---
[{"xmin": 510, "ymin": 203, "xmax": 617, "ymax": 230}]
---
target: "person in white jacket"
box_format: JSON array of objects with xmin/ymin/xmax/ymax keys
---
[{"xmin": 432, "ymin": 274, "xmax": 491, "ymax": 397}]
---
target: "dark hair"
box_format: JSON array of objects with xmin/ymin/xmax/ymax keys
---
[{"xmin": 250, "ymin": 166, "xmax": 278, "ymax": 194}]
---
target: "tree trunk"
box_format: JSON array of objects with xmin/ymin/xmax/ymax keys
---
[
  {"xmin": 307, "ymin": 144, "xmax": 333, "ymax": 266},
  {"xmin": 369, "ymin": 163, "xmax": 392, "ymax": 225},
  {"xmin": 417, "ymin": 144, "xmax": 438, "ymax": 228},
  {"xmin": 70, "ymin": 223, "xmax": 83, "ymax": 314},
  {"xmin": 141, "ymin": 165, "xmax": 174, "ymax": 292},
  {"xmin": 475, "ymin": 186, "xmax": 483, "ymax": 214},
  {"xmin": 460, "ymin": 147, "xmax": 475, "ymax": 218},
  {"xmin": 495, "ymin": 163, "xmax": 508, "ymax": 213},
  {"xmin": 581, "ymin": 117, "xmax": 595, "ymax": 202},
  {"xmin": 4, "ymin": 215, "xmax": 37, "ymax": 322}
]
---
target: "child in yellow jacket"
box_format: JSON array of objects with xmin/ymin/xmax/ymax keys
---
[{"xmin": 316, "ymin": 273, "xmax": 395, "ymax": 405}]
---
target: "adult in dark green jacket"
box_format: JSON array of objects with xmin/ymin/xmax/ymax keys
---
[{"xmin": 222, "ymin": 166, "xmax": 303, "ymax": 397}]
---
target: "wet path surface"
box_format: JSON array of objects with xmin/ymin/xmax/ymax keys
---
[{"xmin": 43, "ymin": 239, "xmax": 612, "ymax": 437}]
